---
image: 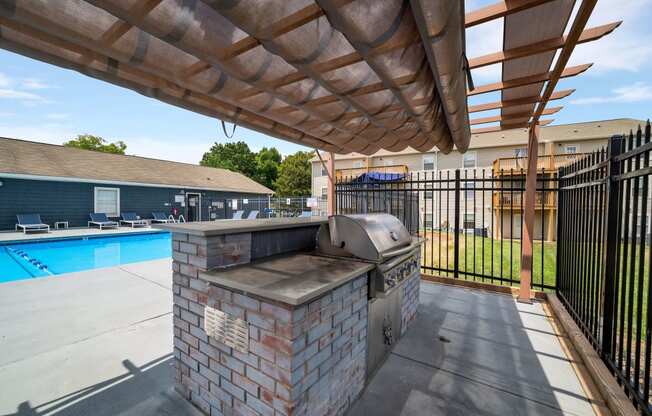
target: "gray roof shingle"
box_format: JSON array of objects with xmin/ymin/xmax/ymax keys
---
[{"xmin": 0, "ymin": 137, "xmax": 273, "ymax": 194}]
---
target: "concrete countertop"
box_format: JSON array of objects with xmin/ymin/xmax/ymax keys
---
[
  {"xmin": 155, "ymin": 217, "xmax": 327, "ymax": 237},
  {"xmin": 198, "ymin": 252, "xmax": 374, "ymax": 305}
]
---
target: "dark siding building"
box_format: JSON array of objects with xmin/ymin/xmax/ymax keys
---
[{"xmin": 0, "ymin": 138, "xmax": 273, "ymax": 231}]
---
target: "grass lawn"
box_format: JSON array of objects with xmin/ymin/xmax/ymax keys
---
[{"xmin": 419, "ymin": 230, "xmax": 557, "ymax": 290}]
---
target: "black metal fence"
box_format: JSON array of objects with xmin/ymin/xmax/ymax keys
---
[
  {"xmin": 557, "ymin": 123, "xmax": 652, "ymax": 414},
  {"xmin": 335, "ymin": 168, "xmax": 558, "ymax": 290}
]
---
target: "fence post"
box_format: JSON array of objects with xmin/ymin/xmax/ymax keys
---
[
  {"xmin": 601, "ymin": 134, "xmax": 624, "ymax": 358},
  {"xmin": 454, "ymin": 169, "xmax": 460, "ymax": 278}
]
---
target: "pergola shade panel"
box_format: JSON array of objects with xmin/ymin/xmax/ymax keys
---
[{"xmin": 0, "ymin": 0, "xmax": 474, "ymax": 155}]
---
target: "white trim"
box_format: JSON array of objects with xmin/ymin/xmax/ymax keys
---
[
  {"xmin": 0, "ymin": 173, "xmax": 272, "ymax": 194},
  {"xmin": 186, "ymin": 192, "xmax": 202, "ymax": 221},
  {"xmin": 94, "ymin": 186, "xmax": 120, "ymax": 217}
]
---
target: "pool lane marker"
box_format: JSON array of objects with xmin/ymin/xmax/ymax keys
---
[{"xmin": 5, "ymin": 246, "xmax": 54, "ymax": 276}]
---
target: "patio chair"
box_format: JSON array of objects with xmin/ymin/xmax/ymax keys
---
[
  {"xmin": 88, "ymin": 213, "xmax": 119, "ymax": 230},
  {"xmin": 15, "ymin": 214, "xmax": 50, "ymax": 234},
  {"xmin": 232, "ymin": 210, "xmax": 245, "ymax": 220},
  {"xmin": 299, "ymin": 211, "xmax": 312, "ymax": 218},
  {"xmin": 151, "ymin": 212, "xmax": 175, "ymax": 223},
  {"xmin": 120, "ymin": 212, "xmax": 149, "ymax": 228},
  {"xmin": 246, "ymin": 210, "xmax": 259, "ymax": 220}
]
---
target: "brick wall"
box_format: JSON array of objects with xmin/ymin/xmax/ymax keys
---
[
  {"xmin": 400, "ymin": 269, "xmax": 420, "ymax": 336},
  {"xmin": 171, "ymin": 230, "xmax": 369, "ymax": 416}
]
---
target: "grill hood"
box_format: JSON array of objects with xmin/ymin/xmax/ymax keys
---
[{"xmin": 327, "ymin": 214, "xmax": 413, "ymax": 262}]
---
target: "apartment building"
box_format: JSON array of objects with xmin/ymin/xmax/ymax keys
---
[{"xmin": 312, "ymin": 119, "xmax": 645, "ymax": 240}]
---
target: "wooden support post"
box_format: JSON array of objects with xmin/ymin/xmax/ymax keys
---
[
  {"xmin": 520, "ymin": 125, "xmax": 539, "ymax": 302},
  {"xmin": 327, "ymin": 152, "xmax": 336, "ymax": 216}
]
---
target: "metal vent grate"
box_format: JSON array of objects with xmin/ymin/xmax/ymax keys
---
[{"xmin": 204, "ymin": 306, "xmax": 249, "ymax": 353}]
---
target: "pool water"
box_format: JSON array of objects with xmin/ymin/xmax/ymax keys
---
[{"xmin": 0, "ymin": 232, "xmax": 171, "ymax": 283}]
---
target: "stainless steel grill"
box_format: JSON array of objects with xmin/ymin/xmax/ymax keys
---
[
  {"xmin": 316, "ymin": 214, "xmax": 422, "ymax": 297},
  {"xmin": 315, "ymin": 213, "xmax": 422, "ymax": 379}
]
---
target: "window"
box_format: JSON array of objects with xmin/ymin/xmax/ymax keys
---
[
  {"xmin": 464, "ymin": 181, "xmax": 475, "ymax": 199},
  {"xmin": 464, "ymin": 213, "xmax": 475, "ymax": 229},
  {"xmin": 423, "ymin": 155, "xmax": 435, "ymax": 170},
  {"xmin": 424, "ymin": 190, "xmax": 433, "ymax": 199},
  {"xmin": 321, "ymin": 186, "xmax": 328, "ymax": 200},
  {"xmin": 353, "ymin": 160, "xmax": 364, "ymax": 168},
  {"xmin": 515, "ymin": 148, "xmax": 528, "ymax": 158},
  {"xmin": 463, "ymin": 152, "xmax": 477, "ymax": 168},
  {"xmin": 320, "ymin": 165, "xmax": 328, "ymax": 176},
  {"xmin": 565, "ymin": 145, "xmax": 578, "ymax": 154},
  {"xmin": 383, "ymin": 159, "xmax": 394, "ymax": 166},
  {"xmin": 94, "ymin": 187, "xmax": 120, "ymax": 217}
]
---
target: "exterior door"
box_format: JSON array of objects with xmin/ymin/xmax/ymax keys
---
[{"xmin": 186, "ymin": 194, "xmax": 201, "ymax": 222}]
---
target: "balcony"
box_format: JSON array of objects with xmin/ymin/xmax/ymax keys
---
[
  {"xmin": 335, "ymin": 164, "xmax": 409, "ymax": 182},
  {"xmin": 492, "ymin": 191, "xmax": 557, "ymax": 210},
  {"xmin": 492, "ymin": 153, "xmax": 590, "ymax": 175}
]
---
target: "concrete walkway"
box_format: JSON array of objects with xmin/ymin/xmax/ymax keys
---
[
  {"xmin": 350, "ymin": 282, "xmax": 603, "ymax": 416},
  {"xmin": 0, "ymin": 263, "xmax": 602, "ymax": 416},
  {"xmin": 0, "ymin": 259, "xmax": 201, "ymax": 416}
]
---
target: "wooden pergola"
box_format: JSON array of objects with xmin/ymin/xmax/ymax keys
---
[{"xmin": 0, "ymin": 0, "xmax": 617, "ymax": 300}]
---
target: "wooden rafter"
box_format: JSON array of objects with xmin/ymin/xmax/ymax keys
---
[
  {"xmin": 465, "ymin": 0, "xmax": 556, "ymax": 27},
  {"xmin": 270, "ymin": 73, "xmax": 418, "ymax": 114},
  {"xmin": 531, "ymin": 0, "xmax": 598, "ymax": 126},
  {"xmin": 180, "ymin": 0, "xmax": 357, "ymax": 80},
  {"xmin": 468, "ymin": 22, "xmax": 620, "ymax": 69},
  {"xmin": 468, "ymin": 63, "xmax": 592, "ymax": 96},
  {"xmin": 471, "ymin": 119, "xmax": 553, "ymax": 134},
  {"xmin": 468, "ymin": 89, "xmax": 574, "ymax": 113},
  {"xmin": 78, "ymin": 0, "xmax": 163, "ymax": 66},
  {"xmin": 470, "ymin": 107, "xmax": 561, "ymax": 126}
]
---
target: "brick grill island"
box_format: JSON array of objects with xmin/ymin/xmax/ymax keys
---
[{"xmin": 159, "ymin": 217, "xmax": 421, "ymax": 416}]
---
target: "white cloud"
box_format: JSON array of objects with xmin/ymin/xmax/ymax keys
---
[
  {"xmin": 0, "ymin": 88, "xmax": 47, "ymax": 102},
  {"xmin": 121, "ymin": 136, "xmax": 210, "ymax": 164},
  {"xmin": 0, "ymin": 73, "xmax": 11, "ymax": 88},
  {"xmin": 568, "ymin": 0, "xmax": 652, "ymax": 73},
  {"xmin": 570, "ymin": 82, "xmax": 652, "ymax": 105},
  {"xmin": 0, "ymin": 124, "xmax": 75, "ymax": 143},
  {"xmin": 0, "ymin": 111, "xmax": 14, "ymax": 117},
  {"xmin": 21, "ymin": 78, "xmax": 54, "ymax": 90},
  {"xmin": 45, "ymin": 113, "xmax": 69, "ymax": 120}
]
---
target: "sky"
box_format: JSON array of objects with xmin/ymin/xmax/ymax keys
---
[{"xmin": 0, "ymin": 0, "xmax": 650, "ymax": 164}]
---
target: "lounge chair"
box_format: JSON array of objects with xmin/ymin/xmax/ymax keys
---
[
  {"xmin": 15, "ymin": 214, "xmax": 50, "ymax": 234},
  {"xmin": 246, "ymin": 210, "xmax": 259, "ymax": 220},
  {"xmin": 232, "ymin": 210, "xmax": 244, "ymax": 220},
  {"xmin": 299, "ymin": 211, "xmax": 312, "ymax": 218},
  {"xmin": 120, "ymin": 212, "xmax": 149, "ymax": 228},
  {"xmin": 88, "ymin": 213, "xmax": 119, "ymax": 230},
  {"xmin": 151, "ymin": 212, "xmax": 175, "ymax": 223}
]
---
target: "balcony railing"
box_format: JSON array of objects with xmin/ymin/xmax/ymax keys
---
[
  {"xmin": 492, "ymin": 153, "xmax": 590, "ymax": 175},
  {"xmin": 492, "ymin": 191, "xmax": 556, "ymax": 210},
  {"xmin": 335, "ymin": 164, "xmax": 408, "ymax": 181}
]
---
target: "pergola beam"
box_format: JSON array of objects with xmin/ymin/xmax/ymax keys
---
[
  {"xmin": 468, "ymin": 63, "xmax": 592, "ymax": 96},
  {"xmin": 468, "ymin": 22, "xmax": 620, "ymax": 69},
  {"xmin": 468, "ymin": 89, "xmax": 574, "ymax": 113},
  {"xmin": 465, "ymin": 0, "xmax": 556, "ymax": 27},
  {"xmin": 531, "ymin": 0, "xmax": 598, "ymax": 125},
  {"xmin": 470, "ymin": 106, "xmax": 561, "ymax": 125},
  {"xmin": 471, "ymin": 119, "xmax": 552, "ymax": 134}
]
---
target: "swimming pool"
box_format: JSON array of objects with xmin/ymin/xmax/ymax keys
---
[{"xmin": 0, "ymin": 232, "xmax": 171, "ymax": 283}]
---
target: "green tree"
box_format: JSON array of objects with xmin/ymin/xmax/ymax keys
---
[
  {"xmin": 274, "ymin": 151, "xmax": 312, "ymax": 196},
  {"xmin": 63, "ymin": 134, "xmax": 126, "ymax": 154},
  {"xmin": 255, "ymin": 147, "xmax": 282, "ymax": 190},
  {"xmin": 200, "ymin": 141, "xmax": 257, "ymax": 178}
]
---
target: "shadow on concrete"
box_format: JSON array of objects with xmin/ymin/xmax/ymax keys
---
[
  {"xmin": 4, "ymin": 354, "xmax": 200, "ymax": 416},
  {"xmin": 349, "ymin": 282, "xmax": 599, "ymax": 415}
]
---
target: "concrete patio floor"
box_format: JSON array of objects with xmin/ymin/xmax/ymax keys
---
[
  {"xmin": 0, "ymin": 263, "xmax": 602, "ymax": 416},
  {"xmin": 0, "ymin": 225, "xmax": 162, "ymax": 243}
]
